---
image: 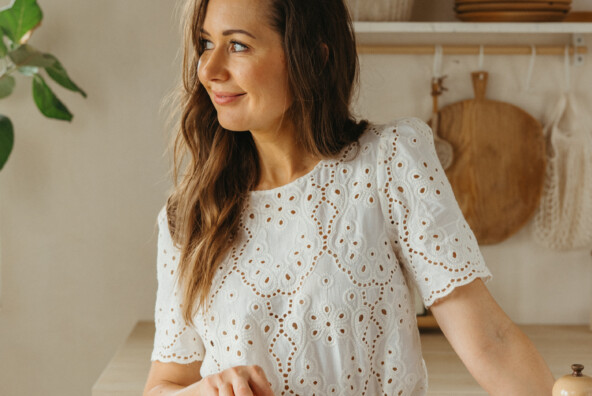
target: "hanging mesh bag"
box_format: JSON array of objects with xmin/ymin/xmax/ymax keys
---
[{"xmin": 532, "ymin": 50, "xmax": 592, "ymax": 250}]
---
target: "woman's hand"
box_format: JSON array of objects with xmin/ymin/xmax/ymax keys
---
[
  {"xmin": 144, "ymin": 361, "xmax": 274, "ymax": 396},
  {"xmin": 194, "ymin": 365, "xmax": 275, "ymax": 396}
]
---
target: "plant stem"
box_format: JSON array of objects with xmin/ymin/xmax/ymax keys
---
[{"xmin": 0, "ymin": 57, "xmax": 17, "ymax": 79}]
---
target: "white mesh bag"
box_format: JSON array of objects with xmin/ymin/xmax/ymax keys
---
[{"xmin": 532, "ymin": 49, "xmax": 592, "ymax": 249}]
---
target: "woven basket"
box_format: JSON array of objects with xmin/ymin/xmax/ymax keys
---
[{"xmin": 346, "ymin": 0, "xmax": 415, "ymax": 21}]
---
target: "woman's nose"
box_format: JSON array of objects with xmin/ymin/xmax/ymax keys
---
[{"xmin": 198, "ymin": 49, "xmax": 228, "ymax": 82}]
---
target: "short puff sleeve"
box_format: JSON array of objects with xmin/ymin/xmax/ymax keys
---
[
  {"xmin": 151, "ymin": 206, "xmax": 205, "ymax": 363},
  {"xmin": 376, "ymin": 118, "xmax": 492, "ymax": 308}
]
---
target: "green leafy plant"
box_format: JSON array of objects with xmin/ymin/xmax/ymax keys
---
[{"xmin": 0, "ymin": 0, "xmax": 86, "ymax": 170}]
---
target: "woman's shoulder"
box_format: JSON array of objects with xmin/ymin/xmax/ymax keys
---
[
  {"xmin": 157, "ymin": 204, "xmax": 168, "ymax": 227},
  {"xmin": 157, "ymin": 204, "xmax": 175, "ymax": 243},
  {"xmin": 330, "ymin": 117, "xmax": 435, "ymax": 177},
  {"xmin": 360, "ymin": 117, "xmax": 433, "ymax": 145},
  {"xmin": 354, "ymin": 117, "xmax": 434, "ymax": 161}
]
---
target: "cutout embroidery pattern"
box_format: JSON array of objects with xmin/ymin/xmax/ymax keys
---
[{"xmin": 152, "ymin": 118, "xmax": 491, "ymax": 395}]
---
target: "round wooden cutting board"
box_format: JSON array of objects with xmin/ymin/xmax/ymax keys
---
[{"xmin": 433, "ymin": 71, "xmax": 546, "ymax": 245}]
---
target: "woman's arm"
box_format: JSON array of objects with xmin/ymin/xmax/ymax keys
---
[
  {"xmin": 429, "ymin": 278, "xmax": 555, "ymax": 395},
  {"xmin": 144, "ymin": 361, "xmax": 203, "ymax": 395},
  {"xmin": 143, "ymin": 361, "xmax": 275, "ymax": 396}
]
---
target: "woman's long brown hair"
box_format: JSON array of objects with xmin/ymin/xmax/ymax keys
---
[{"xmin": 167, "ymin": 0, "xmax": 368, "ymax": 324}]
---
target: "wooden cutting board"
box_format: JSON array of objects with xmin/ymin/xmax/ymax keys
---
[{"xmin": 434, "ymin": 71, "xmax": 546, "ymax": 245}]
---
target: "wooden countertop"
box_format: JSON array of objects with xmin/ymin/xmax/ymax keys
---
[
  {"xmin": 93, "ymin": 322, "xmax": 155, "ymax": 396},
  {"xmin": 93, "ymin": 321, "xmax": 592, "ymax": 396}
]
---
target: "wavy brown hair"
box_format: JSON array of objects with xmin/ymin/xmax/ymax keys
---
[{"xmin": 167, "ymin": 0, "xmax": 368, "ymax": 323}]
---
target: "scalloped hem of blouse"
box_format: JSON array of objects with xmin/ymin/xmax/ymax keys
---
[
  {"xmin": 151, "ymin": 354, "xmax": 204, "ymax": 364},
  {"xmin": 423, "ymin": 270, "xmax": 493, "ymax": 309}
]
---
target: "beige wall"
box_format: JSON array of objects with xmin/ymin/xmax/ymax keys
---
[
  {"xmin": 0, "ymin": 1, "xmax": 178, "ymax": 395},
  {"xmin": 0, "ymin": 1, "xmax": 590, "ymax": 396}
]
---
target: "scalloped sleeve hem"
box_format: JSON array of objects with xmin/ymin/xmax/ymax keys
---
[{"xmin": 151, "ymin": 206, "xmax": 206, "ymax": 364}]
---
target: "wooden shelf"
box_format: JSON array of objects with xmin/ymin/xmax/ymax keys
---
[
  {"xmin": 354, "ymin": 21, "xmax": 592, "ymax": 34},
  {"xmin": 353, "ymin": 21, "xmax": 590, "ymax": 65}
]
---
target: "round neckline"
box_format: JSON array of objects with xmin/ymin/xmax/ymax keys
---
[{"xmin": 249, "ymin": 157, "xmax": 329, "ymax": 196}]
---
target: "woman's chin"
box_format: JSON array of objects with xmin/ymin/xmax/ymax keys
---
[{"xmin": 217, "ymin": 118, "xmax": 249, "ymax": 132}]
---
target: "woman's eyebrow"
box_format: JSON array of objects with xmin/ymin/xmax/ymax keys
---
[{"xmin": 200, "ymin": 28, "xmax": 257, "ymax": 39}]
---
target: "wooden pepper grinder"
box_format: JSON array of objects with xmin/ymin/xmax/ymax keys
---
[{"xmin": 553, "ymin": 364, "xmax": 592, "ymax": 396}]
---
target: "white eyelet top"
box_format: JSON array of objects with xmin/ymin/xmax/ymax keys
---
[{"xmin": 151, "ymin": 117, "xmax": 492, "ymax": 396}]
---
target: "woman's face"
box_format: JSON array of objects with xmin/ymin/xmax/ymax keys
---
[{"xmin": 198, "ymin": 0, "xmax": 292, "ymax": 134}]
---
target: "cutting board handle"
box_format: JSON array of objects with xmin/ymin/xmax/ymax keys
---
[{"xmin": 471, "ymin": 71, "xmax": 488, "ymax": 100}]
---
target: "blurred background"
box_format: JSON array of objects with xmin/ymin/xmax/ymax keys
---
[{"xmin": 0, "ymin": 1, "xmax": 591, "ymax": 395}]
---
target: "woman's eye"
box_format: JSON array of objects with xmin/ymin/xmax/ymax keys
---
[
  {"xmin": 200, "ymin": 39, "xmax": 214, "ymax": 51},
  {"xmin": 230, "ymin": 41, "xmax": 248, "ymax": 52}
]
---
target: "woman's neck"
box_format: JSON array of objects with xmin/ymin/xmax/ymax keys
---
[{"xmin": 250, "ymin": 126, "xmax": 321, "ymax": 191}]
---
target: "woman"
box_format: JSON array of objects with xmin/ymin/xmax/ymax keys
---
[{"xmin": 144, "ymin": 0, "xmax": 555, "ymax": 394}]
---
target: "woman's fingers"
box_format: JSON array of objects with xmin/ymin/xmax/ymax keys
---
[
  {"xmin": 246, "ymin": 365, "xmax": 274, "ymax": 396},
  {"xmin": 222, "ymin": 367, "xmax": 256, "ymax": 396},
  {"xmin": 230, "ymin": 377, "xmax": 255, "ymax": 396},
  {"xmin": 197, "ymin": 365, "xmax": 274, "ymax": 396},
  {"xmin": 217, "ymin": 382, "xmax": 237, "ymax": 396},
  {"xmin": 198, "ymin": 376, "xmax": 220, "ymax": 396}
]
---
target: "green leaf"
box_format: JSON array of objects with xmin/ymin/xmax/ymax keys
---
[
  {"xmin": 8, "ymin": 44, "xmax": 55, "ymax": 67},
  {"xmin": 32, "ymin": 74, "xmax": 72, "ymax": 121},
  {"xmin": 0, "ymin": 74, "xmax": 15, "ymax": 98},
  {"xmin": 44, "ymin": 54, "xmax": 86, "ymax": 98},
  {"xmin": 0, "ymin": 114, "xmax": 14, "ymax": 170},
  {"xmin": 0, "ymin": 0, "xmax": 43, "ymax": 44},
  {"xmin": 0, "ymin": 34, "xmax": 7, "ymax": 56}
]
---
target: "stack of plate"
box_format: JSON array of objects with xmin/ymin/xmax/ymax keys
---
[{"xmin": 454, "ymin": 0, "xmax": 572, "ymax": 22}]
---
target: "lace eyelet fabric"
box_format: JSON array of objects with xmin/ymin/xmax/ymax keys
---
[{"xmin": 151, "ymin": 117, "xmax": 492, "ymax": 395}]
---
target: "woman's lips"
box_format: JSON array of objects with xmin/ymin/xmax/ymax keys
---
[{"xmin": 212, "ymin": 91, "xmax": 246, "ymax": 105}]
